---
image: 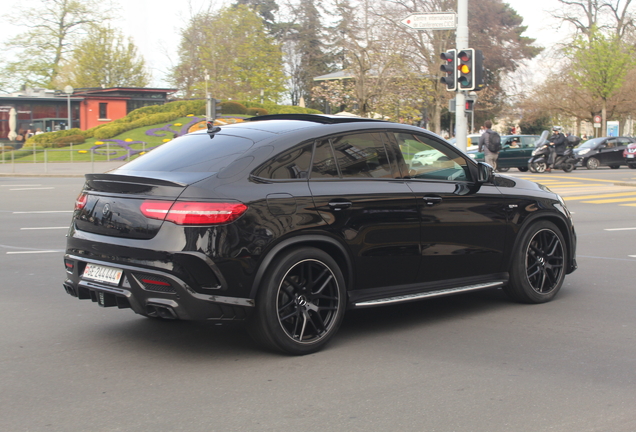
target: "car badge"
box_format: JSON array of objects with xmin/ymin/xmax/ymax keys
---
[{"xmin": 102, "ymin": 203, "xmax": 111, "ymax": 218}]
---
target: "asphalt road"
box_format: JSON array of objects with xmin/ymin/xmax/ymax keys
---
[{"xmin": 1, "ymin": 170, "xmax": 635, "ymax": 432}]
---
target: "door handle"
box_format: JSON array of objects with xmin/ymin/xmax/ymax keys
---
[
  {"xmin": 423, "ymin": 196, "xmax": 443, "ymax": 206},
  {"xmin": 328, "ymin": 201, "xmax": 352, "ymax": 210}
]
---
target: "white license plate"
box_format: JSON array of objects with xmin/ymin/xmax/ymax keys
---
[
  {"xmin": 83, "ymin": 264, "xmax": 123, "ymax": 285},
  {"xmin": 628, "ymin": 154, "xmax": 634, "ymax": 158}
]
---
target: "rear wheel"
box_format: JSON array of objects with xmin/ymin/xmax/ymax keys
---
[
  {"xmin": 629, "ymin": 164, "xmax": 636, "ymax": 169},
  {"xmin": 562, "ymin": 162, "xmax": 575, "ymax": 173},
  {"xmin": 497, "ymin": 167, "xmax": 510, "ymax": 172},
  {"xmin": 504, "ymin": 221, "xmax": 566, "ymax": 304},
  {"xmin": 609, "ymin": 165, "xmax": 621, "ymax": 169},
  {"xmin": 517, "ymin": 166, "xmax": 529, "ymax": 172},
  {"xmin": 586, "ymin": 157, "xmax": 600, "ymax": 170},
  {"xmin": 247, "ymin": 247, "xmax": 346, "ymax": 355}
]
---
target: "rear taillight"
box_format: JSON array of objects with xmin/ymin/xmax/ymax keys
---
[
  {"xmin": 140, "ymin": 201, "xmax": 248, "ymax": 225},
  {"xmin": 74, "ymin": 193, "xmax": 87, "ymax": 211}
]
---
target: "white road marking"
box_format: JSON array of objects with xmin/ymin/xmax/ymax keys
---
[
  {"xmin": 6, "ymin": 250, "xmax": 60, "ymax": 255},
  {"xmin": 20, "ymin": 227, "xmax": 68, "ymax": 230},
  {"xmin": 10, "ymin": 187, "xmax": 55, "ymax": 191},
  {"xmin": 1, "ymin": 184, "xmax": 42, "ymax": 187},
  {"xmin": 604, "ymin": 227, "xmax": 636, "ymax": 231},
  {"xmin": 12, "ymin": 211, "xmax": 73, "ymax": 214}
]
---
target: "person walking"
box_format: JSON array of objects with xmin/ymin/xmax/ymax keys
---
[{"xmin": 478, "ymin": 120, "xmax": 501, "ymax": 171}]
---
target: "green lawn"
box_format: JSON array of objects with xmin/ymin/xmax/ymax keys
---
[{"xmin": 2, "ymin": 116, "xmax": 210, "ymax": 163}]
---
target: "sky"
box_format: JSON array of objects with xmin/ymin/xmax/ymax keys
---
[{"xmin": 0, "ymin": 0, "xmax": 569, "ymax": 90}]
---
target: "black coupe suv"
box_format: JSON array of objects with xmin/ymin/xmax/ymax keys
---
[{"xmin": 63, "ymin": 114, "xmax": 577, "ymax": 355}]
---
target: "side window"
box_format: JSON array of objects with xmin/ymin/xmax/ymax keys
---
[
  {"xmin": 618, "ymin": 138, "xmax": 632, "ymax": 146},
  {"xmin": 311, "ymin": 139, "xmax": 339, "ymax": 179},
  {"xmin": 331, "ymin": 133, "xmax": 393, "ymax": 179},
  {"xmin": 393, "ymin": 132, "xmax": 472, "ymax": 182},
  {"xmin": 253, "ymin": 143, "xmax": 312, "ymax": 180},
  {"xmin": 521, "ymin": 136, "xmax": 536, "ymax": 147},
  {"xmin": 606, "ymin": 139, "xmax": 617, "ymax": 148}
]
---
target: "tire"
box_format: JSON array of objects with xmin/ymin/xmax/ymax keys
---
[
  {"xmin": 562, "ymin": 162, "xmax": 574, "ymax": 173},
  {"xmin": 497, "ymin": 167, "xmax": 510, "ymax": 172},
  {"xmin": 504, "ymin": 221, "xmax": 566, "ymax": 304},
  {"xmin": 528, "ymin": 163, "xmax": 537, "ymax": 173},
  {"xmin": 517, "ymin": 166, "xmax": 529, "ymax": 172},
  {"xmin": 586, "ymin": 157, "xmax": 600, "ymax": 170},
  {"xmin": 610, "ymin": 165, "xmax": 620, "ymax": 169},
  {"xmin": 247, "ymin": 247, "xmax": 346, "ymax": 355},
  {"xmin": 629, "ymin": 164, "xmax": 636, "ymax": 169},
  {"xmin": 534, "ymin": 161, "xmax": 547, "ymax": 173}
]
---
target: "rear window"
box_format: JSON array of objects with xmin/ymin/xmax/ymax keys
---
[{"xmin": 121, "ymin": 133, "xmax": 254, "ymax": 172}]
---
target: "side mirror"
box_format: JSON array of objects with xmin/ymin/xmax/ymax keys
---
[{"xmin": 477, "ymin": 162, "xmax": 494, "ymax": 183}]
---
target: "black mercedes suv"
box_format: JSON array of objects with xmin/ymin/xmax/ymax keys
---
[{"xmin": 63, "ymin": 114, "xmax": 577, "ymax": 355}]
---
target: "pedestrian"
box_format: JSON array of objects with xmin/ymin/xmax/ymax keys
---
[{"xmin": 478, "ymin": 120, "xmax": 501, "ymax": 171}]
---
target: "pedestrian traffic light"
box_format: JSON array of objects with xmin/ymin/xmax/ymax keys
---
[
  {"xmin": 465, "ymin": 98, "xmax": 474, "ymax": 112},
  {"xmin": 211, "ymin": 99, "xmax": 223, "ymax": 120},
  {"xmin": 457, "ymin": 49, "xmax": 485, "ymax": 91},
  {"xmin": 440, "ymin": 49, "xmax": 457, "ymax": 91}
]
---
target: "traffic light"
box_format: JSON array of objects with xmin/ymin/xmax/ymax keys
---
[
  {"xmin": 465, "ymin": 98, "xmax": 474, "ymax": 112},
  {"xmin": 211, "ymin": 99, "xmax": 222, "ymax": 120},
  {"xmin": 439, "ymin": 49, "xmax": 457, "ymax": 91},
  {"xmin": 457, "ymin": 49, "xmax": 485, "ymax": 91}
]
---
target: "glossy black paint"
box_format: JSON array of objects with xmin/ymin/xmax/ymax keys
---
[{"xmin": 63, "ymin": 116, "xmax": 577, "ymax": 323}]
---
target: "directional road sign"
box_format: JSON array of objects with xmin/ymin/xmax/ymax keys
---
[{"xmin": 401, "ymin": 13, "xmax": 457, "ymax": 30}]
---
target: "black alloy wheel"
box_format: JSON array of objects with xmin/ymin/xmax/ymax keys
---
[
  {"xmin": 504, "ymin": 221, "xmax": 566, "ymax": 303},
  {"xmin": 586, "ymin": 157, "xmax": 600, "ymax": 170},
  {"xmin": 247, "ymin": 247, "xmax": 346, "ymax": 355}
]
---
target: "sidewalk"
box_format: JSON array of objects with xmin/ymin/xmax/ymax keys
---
[{"xmin": 0, "ymin": 161, "xmax": 127, "ymax": 177}]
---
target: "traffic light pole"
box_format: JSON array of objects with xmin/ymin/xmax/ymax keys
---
[{"xmin": 455, "ymin": 0, "xmax": 469, "ymax": 152}]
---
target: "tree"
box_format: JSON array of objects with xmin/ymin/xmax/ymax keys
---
[
  {"xmin": 570, "ymin": 29, "xmax": 634, "ymax": 135},
  {"xmin": 170, "ymin": 5, "xmax": 287, "ymax": 102},
  {"xmin": 56, "ymin": 26, "xmax": 150, "ymax": 88},
  {"xmin": 1, "ymin": 0, "xmax": 113, "ymax": 89},
  {"xmin": 551, "ymin": 0, "xmax": 636, "ymax": 39}
]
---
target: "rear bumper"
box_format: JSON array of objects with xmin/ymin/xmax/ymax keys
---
[{"xmin": 63, "ymin": 254, "xmax": 254, "ymax": 321}]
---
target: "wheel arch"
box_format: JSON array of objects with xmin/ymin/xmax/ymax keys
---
[
  {"xmin": 508, "ymin": 213, "xmax": 576, "ymax": 274},
  {"xmin": 249, "ymin": 235, "xmax": 353, "ymax": 300}
]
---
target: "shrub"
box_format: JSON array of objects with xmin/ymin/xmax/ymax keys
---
[
  {"xmin": 246, "ymin": 107, "xmax": 269, "ymax": 116},
  {"xmin": 49, "ymin": 134, "xmax": 86, "ymax": 148},
  {"xmin": 220, "ymin": 101, "xmax": 247, "ymax": 114}
]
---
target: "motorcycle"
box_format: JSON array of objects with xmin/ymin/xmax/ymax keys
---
[{"xmin": 528, "ymin": 131, "xmax": 580, "ymax": 173}]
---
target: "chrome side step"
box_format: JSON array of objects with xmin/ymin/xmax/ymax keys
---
[{"xmin": 353, "ymin": 282, "xmax": 504, "ymax": 308}]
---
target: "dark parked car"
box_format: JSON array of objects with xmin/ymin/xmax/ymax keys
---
[
  {"xmin": 63, "ymin": 115, "xmax": 577, "ymax": 355},
  {"xmin": 467, "ymin": 134, "xmax": 540, "ymax": 172},
  {"xmin": 623, "ymin": 142, "xmax": 636, "ymax": 168},
  {"xmin": 574, "ymin": 136, "xmax": 636, "ymax": 169}
]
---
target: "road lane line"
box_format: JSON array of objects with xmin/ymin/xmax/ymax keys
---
[
  {"xmin": 604, "ymin": 227, "xmax": 636, "ymax": 231},
  {"xmin": 564, "ymin": 192, "xmax": 636, "ymax": 200},
  {"xmin": 1, "ymin": 184, "xmax": 42, "ymax": 187},
  {"xmin": 6, "ymin": 250, "xmax": 60, "ymax": 254},
  {"xmin": 10, "ymin": 187, "xmax": 55, "ymax": 191},
  {"xmin": 20, "ymin": 227, "xmax": 68, "ymax": 230},
  {"xmin": 12, "ymin": 211, "xmax": 73, "ymax": 214},
  {"xmin": 581, "ymin": 197, "xmax": 636, "ymax": 204}
]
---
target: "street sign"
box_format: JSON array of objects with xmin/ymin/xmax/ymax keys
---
[
  {"xmin": 593, "ymin": 115, "xmax": 601, "ymax": 124},
  {"xmin": 401, "ymin": 13, "xmax": 457, "ymax": 30}
]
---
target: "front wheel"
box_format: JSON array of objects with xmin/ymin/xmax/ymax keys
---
[
  {"xmin": 517, "ymin": 166, "xmax": 529, "ymax": 172},
  {"xmin": 247, "ymin": 247, "xmax": 346, "ymax": 355},
  {"xmin": 532, "ymin": 161, "xmax": 547, "ymax": 173},
  {"xmin": 586, "ymin": 157, "xmax": 600, "ymax": 170},
  {"xmin": 562, "ymin": 162, "xmax": 575, "ymax": 173},
  {"xmin": 504, "ymin": 221, "xmax": 566, "ymax": 304},
  {"xmin": 497, "ymin": 167, "xmax": 510, "ymax": 172},
  {"xmin": 628, "ymin": 164, "xmax": 636, "ymax": 169}
]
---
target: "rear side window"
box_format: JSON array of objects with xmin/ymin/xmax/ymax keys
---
[
  {"xmin": 122, "ymin": 134, "xmax": 254, "ymax": 172},
  {"xmin": 331, "ymin": 132, "xmax": 393, "ymax": 179},
  {"xmin": 253, "ymin": 143, "xmax": 313, "ymax": 179}
]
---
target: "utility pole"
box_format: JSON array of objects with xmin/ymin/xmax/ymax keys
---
[{"xmin": 455, "ymin": 0, "xmax": 468, "ymax": 151}]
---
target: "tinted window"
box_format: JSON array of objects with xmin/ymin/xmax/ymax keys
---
[
  {"xmin": 331, "ymin": 133, "xmax": 393, "ymax": 179},
  {"xmin": 122, "ymin": 133, "xmax": 254, "ymax": 172},
  {"xmin": 394, "ymin": 132, "xmax": 471, "ymax": 182},
  {"xmin": 253, "ymin": 143, "xmax": 312, "ymax": 179},
  {"xmin": 311, "ymin": 139, "xmax": 339, "ymax": 179}
]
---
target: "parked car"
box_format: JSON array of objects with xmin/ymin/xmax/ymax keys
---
[
  {"xmin": 467, "ymin": 134, "xmax": 541, "ymax": 172},
  {"xmin": 574, "ymin": 136, "xmax": 636, "ymax": 169},
  {"xmin": 62, "ymin": 114, "xmax": 577, "ymax": 355},
  {"xmin": 623, "ymin": 142, "xmax": 636, "ymax": 169}
]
